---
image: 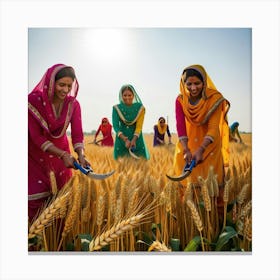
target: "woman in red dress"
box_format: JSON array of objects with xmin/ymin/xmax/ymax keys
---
[
  {"xmin": 94, "ymin": 117, "xmax": 114, "ymax": 146},
  {"xmin": 28, "ymin": 64, "xmax": 89, "ymax": 222}
]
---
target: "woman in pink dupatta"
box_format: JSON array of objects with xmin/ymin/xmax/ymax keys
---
[{"xmin": 28, "ymin": 64, "xmax": 89, "ymax": 222}]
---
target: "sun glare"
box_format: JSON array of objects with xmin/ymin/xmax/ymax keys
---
[{"xmin": 83, "ymin": 29, "xmax": 128, "ymax": 62}]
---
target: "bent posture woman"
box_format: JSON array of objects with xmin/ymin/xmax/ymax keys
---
[
  {"xmin": 112, "ymin": 84, "xmax": 150, "ymax": 160},
  {"xmin": 153, "ymin": 117, "xmax": 172, "ymax": 146},
  {"xmin": 94, "ymin": 117, "xmax": 114, "ymax": 146},
  {"xmin": 229, "ymin": 121, "xmax": 243, "ymax": 143},
  {"xmin": 173, "ymin": 65, "xmax": 230, "ymax": 216},
  {"xmin": 28, "ymin": 64, "xmax": 89, "ymax": 221}
]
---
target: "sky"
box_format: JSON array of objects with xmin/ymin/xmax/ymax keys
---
[{"xmin": 28, "ymin": 28, "xmax": 252, "ymax": 133}]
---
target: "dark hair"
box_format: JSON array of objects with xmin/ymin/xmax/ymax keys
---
[
  {"xmin": 184, "ymin": 69, "xmax": 203, "ymax": 83},
  {"xmin": 121, "ymin": 85, "xmax": 134, "ymax": 94},
  {"xmin": 55, "ymin": 67, "xmax": 76, "ymax": 81}
]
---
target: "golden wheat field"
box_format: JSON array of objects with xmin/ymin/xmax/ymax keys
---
[{"xmin": 28, "ymin": 133, "xmax": 252, "ymax": 252}]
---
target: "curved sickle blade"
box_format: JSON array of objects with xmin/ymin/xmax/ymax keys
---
[
  {"xmin": 166, "ymin": 170, "xmax": 191, "ymax": 182},
  {"xmin": 166, "ymin": 159, "xmax": 196, "ymax": 182},
  {"xmin": 74, "ymin": 161, "xmax": 115, "ymax": 180},
  {"xmin": 87, "ymin": 170, "xmax": 115, "ymax": 180},
  {"xmin": 129, "ymin": 148, "xmax": 140, "ymax": 160}
]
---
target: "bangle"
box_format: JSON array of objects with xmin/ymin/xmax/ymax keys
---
[{"xmin": 58, "ymin": 151, "xmax": 67, "ymax": 159}]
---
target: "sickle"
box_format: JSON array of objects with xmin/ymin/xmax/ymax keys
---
[
  {"xmin": 129, "ymin": 148, "xmax": 140, "ymax": 160},
  {"xmin": 166, "ymin": 159, "xmax": 196, "ymax": 182},
  {"xmin": 74, "ymin": 162, "xmax": 115, "ymax": 180}
]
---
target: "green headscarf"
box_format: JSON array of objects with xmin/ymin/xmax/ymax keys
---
[{"xmin": 119, "ymin": 84, "xmax": 143, "ymax": 104}]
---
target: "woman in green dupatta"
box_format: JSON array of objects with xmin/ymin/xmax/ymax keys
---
[{"xmin": 112, "ymin": 84, "xmax": 150, "ymax": 160}]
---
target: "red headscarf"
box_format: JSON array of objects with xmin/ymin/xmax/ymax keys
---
[
  {"xmin": 28, "ymin": 64, "xmax": 79, "ymax": 138},
  {"xmin": 99, "ymin": 117, "xmax": 112, "ymax": 135}
]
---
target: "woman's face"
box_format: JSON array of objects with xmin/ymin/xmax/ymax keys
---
[
  {"xmin": 185, "ymin": 76, "xmax": 204, "ymax": 99},
  {"xmin": 102, "ymin": 119, "xmax": 108, "ymax": 125},
  {"xmin": 159, "ymin": 119, "xmax": 166, "ymax": 127},
  {"xmin": 122, "ymin": 89, "xmax": 134, "ymax": 106},
  {"xmin": 54, "ymin": 77, "xmax": 73, "ymax": 101}
]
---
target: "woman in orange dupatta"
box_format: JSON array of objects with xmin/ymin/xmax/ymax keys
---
[{"xmin": 173, "ymin": 65, "xmax": 230, "ymax": 202}]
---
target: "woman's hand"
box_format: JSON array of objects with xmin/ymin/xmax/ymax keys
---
[
  {"xmin": 192, "ymin": 147, "xmax": 204, "ymax": 164},
  {"xmin": 183, "ymin": 148, "xmax": 192, "ymax": 165},
  {"xmin": 130, "ymin": 139, "xmax": 137, "ymax": 149},
  {"xmin": 124, "ymin": 139, "xmax": 131, "ymax": 149},
  {"xmin": 78, "ymin": 154, "xmax": 90, "ymax": 168},
  {"xmin": 61, "ymin": 152, "xmax": 76, "ymax": 168}
]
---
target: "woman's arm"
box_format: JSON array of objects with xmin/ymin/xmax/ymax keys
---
[
  {"xmin": 94, "ymin": 126, "xmax": 101, "ymax": 140},
  {"xmin": 134, "ymin": 107, "xmax": 145, "ymax": 137},
  {"xmin": 175, "ymin": 98, "xmax": 191, "ymax": 162},
  {"xmin": 70, "ymin": 101, "xmax": 89, "ymax": 167},
  {"xmin": 131, "ymin": 106, "xmax": 145, "ymax": 147}
]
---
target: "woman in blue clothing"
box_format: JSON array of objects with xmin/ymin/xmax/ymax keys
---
[{"xmin": 229, "ymin": 122, "xmax": 243, "ymax": 143}]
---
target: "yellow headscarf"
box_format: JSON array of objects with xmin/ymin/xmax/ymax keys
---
[
  {"xmin": 157, "ymin": 117, "xmax": 167, "ymax": 134},
  {"xmin": 178, "ymin": 64, "xmax": 230, "ymax": 166}
]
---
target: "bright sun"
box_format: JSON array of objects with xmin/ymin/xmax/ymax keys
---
[{"xmin": 83, "ymin": 29, "xmax": 128, "ymax": 62}]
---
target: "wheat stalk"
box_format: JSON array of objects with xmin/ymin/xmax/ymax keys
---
[
  {"xmin": 57, "ymin": 183, "xmax": 81, "ymax": 251},
  {"xmin": 186, "ymin": 199, "xmax": 205, "ymax": 251},
  {"xmin": 199, "ymin": 176, "xmax": 211, "ymax": 212}
]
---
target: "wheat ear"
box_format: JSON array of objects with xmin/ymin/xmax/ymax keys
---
[
  {"xmin": 49, "ymin": 171, "xmax": 58, "ymax": 195},
  {"xmin": 28, "ymin": 192, "xmax": 70, "ymax": 238},
  {"xmin": 222, "ymin": 178, "xmax": 232, "ymax": 231},
  {"xmin": 148, "ymin": 240, "xmax": 171, "ymax": 252},
  {"xmin": 187, "ymin": 200, "xmax": 205, "ymax": 251},
  {"xmin": 90, "ymin": 194, "xmax": 156, "ymax": 251},
  {"xmin": 89, "ymin": 214, "xmax": 148, "ymax": 251}
]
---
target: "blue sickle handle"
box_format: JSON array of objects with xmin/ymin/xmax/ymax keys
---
[
  {"xmin": 74, "ymin": 161, "xmax": 93, "ymax": 175},
  {"xmin": 183, "ymin": 159, "xmax": 196, "ymax": 173}
]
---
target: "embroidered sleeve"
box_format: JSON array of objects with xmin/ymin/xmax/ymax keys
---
[{"xmin": 41, "ymin": 141, "xmax": 54, "ymax": 152}]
